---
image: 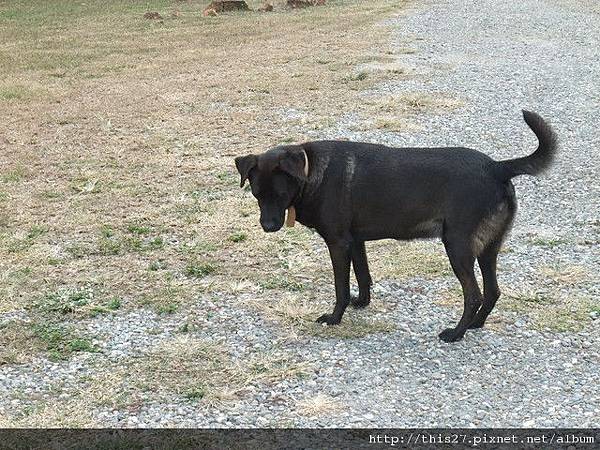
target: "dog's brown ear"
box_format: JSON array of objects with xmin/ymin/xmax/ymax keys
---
[
  {"xmin": 234, "ymin": 154, "xmax": 257, "ymax": 187},
  {"xmin": 279, "ymin": 148, "xmax": 307, "ymax": 182}
]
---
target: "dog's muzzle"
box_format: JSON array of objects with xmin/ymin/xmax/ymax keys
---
[{"xmin": 261, "ymin": 219, "xmax": 283, "ymax": 233}]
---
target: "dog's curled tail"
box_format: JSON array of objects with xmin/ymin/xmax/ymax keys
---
[{"xmin": 498, "ymin": 110, "xmax": 558, "ymax": 180}]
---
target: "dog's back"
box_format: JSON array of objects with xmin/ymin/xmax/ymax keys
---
[{"xmin": 300, "ymin": 110, "xmax": 556, "ymax": 249}]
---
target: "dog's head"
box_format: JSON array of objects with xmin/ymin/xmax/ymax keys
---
[{"xmin": 235, "ymin": 145, "xmax": 308, "ymax": 232}]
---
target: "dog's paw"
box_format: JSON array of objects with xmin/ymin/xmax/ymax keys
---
[
  {"xmin": 438, "ymin": 327, "xmax": 464, "ymax": 343},
  {"xmin": 350, "ymin": 295, "xmax": 370, "ymax": 309},
  {"xmin": 316, "ymin": 314, "xmax": 341, "ymax": 325}
]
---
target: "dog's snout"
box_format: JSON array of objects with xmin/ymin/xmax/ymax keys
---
[
  {"xmin": 259, "ymin": 205, "xmax": 284, "ymax": 233},
  {"xmin": 261, "ymin": 220, "xmax": 281, "ymax": 233}
]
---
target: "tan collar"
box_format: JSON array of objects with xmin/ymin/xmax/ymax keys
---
[{"xmin": 286, "ymin": 149, "xmax": 309, "ymax": 227}]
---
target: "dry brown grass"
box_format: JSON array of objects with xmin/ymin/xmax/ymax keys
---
[
  {"xmin": 436, "ymin": 285, "xmax": 599, "ymax": 333},
  {"xmin": 135, "ymin": 336, "xmax": 312, "ymax": 400},
  {"xmin": 296, "ymin": 393, "xmax": 343, "ymax": 416},
  {"xmin": 365, "ymin": 92, "xmax": 464, "ymax": 115},
  {"xmin": 0, "ymin": 321, "xmax": 40, "ymax": 365},
  {"xmin": 243, "ymin": 293, "xmax": 397, "ymax": 338},
  {"xmin": 499, "ymin": 288, "xmax": 598, "ymax": 332},
  {"xmin": 539, "ymin": 264, "xmax": 590, "ymax": 286},
  {"xmin": 373, "ymin": 117, "xmax": 422, "ymax": 132},
  {"xmin": 369, "ymin": 240, "xmax": 452, "ymax": 280},
  {"xmin": 494, "ymin": 264, "xmax": 598, "ymax": 331},
  {"xmin": 398, "ymin": 92, "xmax": 464, "ymax": 110},
  {"xmin": 1, "ymin": 335, "xmax": 312, "ymax": 426}
]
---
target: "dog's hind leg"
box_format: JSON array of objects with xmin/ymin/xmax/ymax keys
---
[
  {"xmin": 439, "ymin": 235, "xmax": 483, "ymax": 342},
  {"xmin": 469, "ymin": 240, "xmax": 502, "ymax": 329},
  {"xmin": 470, "ymin": 197, "xmax": 514, "ymax": 329},
  {"xmin": 350, "ymin": 240, "xmax": 372, "ymax": 309},
  {"xmin": 316, "ymin": 239, "xmax": 352, "ymax": 325}
]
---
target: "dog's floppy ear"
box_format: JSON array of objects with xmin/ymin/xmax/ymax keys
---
[
  {"xmin": 234, "ymin": 154, "xmax": 257, "ymax": 187},
  {"xmin": 279, "ymin": 147, "xmax": 307, "ymax": 182}
]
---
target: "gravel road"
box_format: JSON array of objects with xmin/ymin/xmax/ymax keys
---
[{"xmin": 2, "ymin": 0, "xmax": 599, "ymax": 427}]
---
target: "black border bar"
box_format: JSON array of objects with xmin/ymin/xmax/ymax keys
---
[{"xmin": 0, "ymin": 428, "xmax": 598, "ymax": 450}]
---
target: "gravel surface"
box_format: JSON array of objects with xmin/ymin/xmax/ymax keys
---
[{"xmin": 2, "ymin": 0, "xmax": 599, "ymax": 427}]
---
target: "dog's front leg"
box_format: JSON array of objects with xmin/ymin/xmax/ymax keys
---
[{"xmin": 316, "ymin": 239, "xmax": 352, "ymax": 325}]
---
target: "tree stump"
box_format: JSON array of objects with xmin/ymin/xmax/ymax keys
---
[
  {"xmin": 287, "ymin": 0, "xmax": 325, "ymax": 8},
  {"xmin": 204, "ymin": 0, "xmax": 249, "ymax": 13},
  {"xmin": 258, "ymin": 2, "xmax": 274, "ymax": 12}
]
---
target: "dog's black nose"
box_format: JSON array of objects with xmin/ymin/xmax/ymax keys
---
[{"xmin": 261, "ymin": 221, "xmax": 280, "ymax": 232}]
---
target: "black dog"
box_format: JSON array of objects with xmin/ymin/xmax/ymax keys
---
[{"xmin": 235, "ymin": 110, "xmax": 557, "ymax": 342}]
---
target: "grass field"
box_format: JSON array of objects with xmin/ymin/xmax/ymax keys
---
[{"xmin": 0, "ymin": 0, "xmax": 597, "ymax": 426}]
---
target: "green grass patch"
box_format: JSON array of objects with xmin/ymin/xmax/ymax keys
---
[
  {"xmin": 228, "ymin": 232, "xmax": 247, "ymax": 243},
  {"xmin": 0, "ymin": 85, "xmax": 31, "ymax": 101},
  {"xmin": 15, "ymin": 266, "xmax": 33, "ymax": 277},
  {"xmin": 1, "ymin": 167, "xmax": 26, "ymax": 183},
  {"xmin": 27, "ymin": 225, "xmax": 48, "ymax": 239},
  {"xmin": 179, "ymin": 240, "xmax": 219, "ymax": 255},
  {"xmin": 89, "ymin": 297, "xmax": 122, "ymax": 316},
  {"xmin": 184, "ymin": 262, "xmax": 217, "ymax": 278},
  {"xmin": 500, "ymin": 291, "xmax": 598, "ymax": 332},
  {"xmin": 38, "ymin": 190, "xmax": 64, "ymax": 200},
  {"xmin": 6, "ymin": 226, "xmax": 47, "ymax": 254},
  {"xmin": 147, "ymin": 237, "xmax": 164, "ymax": 250},
  {"xmin": 67, "ymin": 338, "xmax": 96, "ymax": 353},
  {"xmin": 148, "ymin": 260, "xmax": 167, "ymax": 271},
  {"xmin": 34, "ymin": 287, "xmax": 94, "ymax": 315},
  {"xmin": 97, "ymin": 237, "xmax": 122, "ymax": 255},
  {"xmin": 157, "ymin": 303, "xmax": 178, "ymax": 315},
  {"xmin": 31, "ymin": 323, "xmax": 97, "ymax": 360},
  {"xmin": 32, "ymin": 286, "xmax": 121, "ymax": 318},
  {"xmin": 259, "ymin": 275, "xmax": 305, "ymax": 292},
  {"xmin": 126, "ymin": 222, "xmax": 151, "ymax": 235},
  {"xmin": 7, "ymin": 239, "xmax": 33, "ymax": 254},
  {"xmin": 107, "ymin": 297, "xmax": 122, "ymax": 310},
  {"xmin": 184, "ymin": 386, "xmax": 206, "ymax": 401},
  {"xmin": 96, "ymin": 226, "xmax": 165, "ymax": 256},
  {"xmin": 65, "ymin": 243, "xmax": 93, "ymax": 259},
  {"xmin": 100, "ymin": 225, "xmax": 114, "ymax": 238}
]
